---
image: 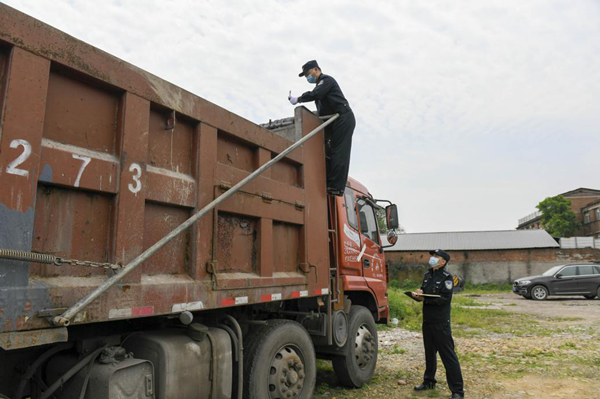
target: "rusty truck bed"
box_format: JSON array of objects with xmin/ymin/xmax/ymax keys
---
[{"xmin": 0, "ymin": 4, "xmax": 330, "ymax": 336}]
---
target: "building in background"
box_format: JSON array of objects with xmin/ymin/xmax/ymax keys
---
[
  {"xmin": 382, "ymin": 230, "xmax": 600, "ymax": 284},
  {"xmin": 582, "ymin": 199, "xmax": 600, "ymax": 238},
  {"xmin": 517, "ymin": 188, "xmax": 600, "ymax": 237}
]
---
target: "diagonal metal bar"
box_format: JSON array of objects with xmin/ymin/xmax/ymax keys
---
[{"xmin": 53, "ymin": 113, "xmax": 340, "ymax": 326}]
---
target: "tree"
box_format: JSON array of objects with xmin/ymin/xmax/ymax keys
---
[
  {"xmin": 536, "ymin": 195, "xmax": 581, "ymax": 238},
  {"xmin": 376, "ymin": 208, "xmax": 406, "ymax": 235}
]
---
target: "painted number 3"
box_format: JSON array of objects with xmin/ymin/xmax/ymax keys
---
[{"xmin": 128, "ymin": 163, "xmax": 142, "ymax": 194}]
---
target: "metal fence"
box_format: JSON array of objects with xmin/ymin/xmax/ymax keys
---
[{"xmin": 560, "ymin": 237, "xmax": 600, "ymax": 249}]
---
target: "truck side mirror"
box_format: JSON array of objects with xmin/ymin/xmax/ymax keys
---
[
  {"xmin": 385, "ymin": 204, "xmax": 399, "ymax": 230},
  {"xmin": 387, "ymin": 230, "xmax": 398, "ymax": 246}
]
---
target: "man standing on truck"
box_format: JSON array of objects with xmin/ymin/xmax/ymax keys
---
[
  {"xmin": 288, "ymin": 60, "xmax": 355, "ymax": 196},
  {"xmin": 412, "ymin": 249, "xmax": 465, "ymax": 399}
]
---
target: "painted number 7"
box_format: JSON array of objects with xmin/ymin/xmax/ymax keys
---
[{"xmin": 72, "ymin": 154, "xmax": 91, "ymax": 187}]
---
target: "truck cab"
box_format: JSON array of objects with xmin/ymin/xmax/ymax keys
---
[{"xmin": 336, "ymin": 178, "xmax": 391, "ymax": 324}]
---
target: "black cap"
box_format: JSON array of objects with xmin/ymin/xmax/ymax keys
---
[
  {"xmin": 429, "ymin": 249, "xmax": 450, "ymax": 263},
  {"xmin": 299, "ymin": 60, "xmax": 319, "ymax": 77}
]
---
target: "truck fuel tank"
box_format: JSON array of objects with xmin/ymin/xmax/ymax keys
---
[{"xmin": 123, "ymin": 325, "xmax": 233, "ymax": 399}]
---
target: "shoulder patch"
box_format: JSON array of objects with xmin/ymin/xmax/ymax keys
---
[
  {"xmin": 318, "ymin": 80, "xmax": 324, "ymax": 86},
  {"xmin": 445, "ymin": 280, "xmax": 453, "ymax": 290}
]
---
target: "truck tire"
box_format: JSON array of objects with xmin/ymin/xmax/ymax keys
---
[
  {"xmin": 332, "ymin": 305, "xmax": 378, "ymax": 388},
  {"xmin": 243, "ymin": 319, "xmax": 316, "ymax": 399}
]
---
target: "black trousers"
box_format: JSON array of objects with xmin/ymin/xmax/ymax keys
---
[
  {"xmin": 325, "ymin": 111, "xmax": 355, "ymax": 191},
  {"xmin": 423, "ymin": 322, "xmax": 464, "ymax": 395}
]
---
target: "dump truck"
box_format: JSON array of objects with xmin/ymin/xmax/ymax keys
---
[{"xmin": 0, "ymin": 4, "xmax": 400, "ymax": 398}]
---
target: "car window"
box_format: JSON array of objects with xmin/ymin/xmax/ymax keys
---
[
  {"xmin": 559, "ymin": 266, "xmax": 577, "ymax": 277},
  {"xmin": 344, "ymin": 189, "xmax": 358, "ymax": 231},
  {"xmin": 578, "ymin": 266, "xmax": 596, "ymax": 276},
  {"xmin": 594, "ymin": 266, "xmax": 600, "ymax": 275},
  {"xmin": 543, "ymin": 266, "xmax": 563, "ymax": 276}
]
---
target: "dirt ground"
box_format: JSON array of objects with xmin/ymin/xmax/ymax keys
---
[{"xmin": 313, "ymin": 293, "xmax": 600, "ymax": 399}]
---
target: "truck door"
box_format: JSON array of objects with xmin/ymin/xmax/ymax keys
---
[{"xmin": 355, "ymin": 198, "xmax": 386, "ymax": 293}]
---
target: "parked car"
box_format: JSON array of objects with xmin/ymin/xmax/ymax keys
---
[{"xmin": 513, "ymin": 264, "xmax": 600, "ymax": 300}]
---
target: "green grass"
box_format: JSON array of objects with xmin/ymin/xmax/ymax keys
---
[
  {"xmin": 388, "ymin": 279, "xmax": 514, "ymax": 295},
  {"xmin": 461, "ymin": 282, "xmax": 514, "ymax": 294},
  {"xmin": 387, "ymin": 282, "xmax": 523, "ymax": 335},
  {"xmin": 382, "ymin": 344, "xmax": 406, "ymax": 355}
]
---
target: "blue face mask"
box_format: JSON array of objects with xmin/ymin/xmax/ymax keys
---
[
  {"xmin": 428, "ymin": 257, "xmax": 439, "ymax": 268},
  {"xmin": 306, "ymin": 74, "xmax": 317, "ymax": 84}
]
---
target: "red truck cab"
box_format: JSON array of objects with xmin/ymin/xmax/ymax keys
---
[{"xmin": 337, "ymin": 178, "xmax": 390, "ymax": 323}]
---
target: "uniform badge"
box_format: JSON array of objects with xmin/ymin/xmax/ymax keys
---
[
  {"xmin": 318, "ymin": 81, "xmax": 324, "ymax": 86},
  {"xmin": 445, "ymin": 280, "xmax": 453, "ymax": 290}
]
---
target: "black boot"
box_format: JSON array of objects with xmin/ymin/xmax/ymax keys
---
[
  {"xmin": 448, "ymin": 393, "xmax": 464, "ymax": 399},
  {"xmin": 413, "ymin": 382, "xmax": 436, "ymax": 391}
]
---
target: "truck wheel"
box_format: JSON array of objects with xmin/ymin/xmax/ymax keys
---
[
  {"xmin": 531, "ymin": 285, "xmax": 548, "ymax": 300},
  {"xmin": 244, "ymin": 320, "xmax": 316, "ymax": 399},
  {"xmin": 332, "ymin": 305, "xmax": 378, "ymax": 388}
]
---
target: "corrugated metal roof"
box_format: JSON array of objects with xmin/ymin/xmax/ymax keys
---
[{"xmin": 382, "ymin": 230, "xmax": 559, "ymax": 251}]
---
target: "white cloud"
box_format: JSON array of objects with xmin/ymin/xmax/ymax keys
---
[{"xmin": 4, "ymin": 0, "xmax": 599, "ymax": 232}]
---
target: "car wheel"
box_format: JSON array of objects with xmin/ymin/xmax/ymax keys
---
[
  {"xmin": 332, "ymin": 305, "xmax": 378, "ymax": 388},
  {"xmin": 597, "ymin": 286, "xmax": 600, "ymax": 299},
  {"xmin": 531, "ymin": 285, "xmax": 548, "ymax": 301}
]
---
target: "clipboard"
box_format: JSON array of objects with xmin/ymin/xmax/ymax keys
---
[{"xmin": 404, "ymin": 291, "xmax": 441, "ymax": 301}]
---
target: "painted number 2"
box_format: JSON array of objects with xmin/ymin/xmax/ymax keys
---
[
  {"xmin": 6, "ymin": 139, "xmax": 32, "ymax": 177},
  {"xmin": 128, "ymin": 163, "xmax": 142, "ymax": 194}
]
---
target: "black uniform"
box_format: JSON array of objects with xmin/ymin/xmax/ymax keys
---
[
  {"xmin": 298, "ymin": 74, "xmax": 355, "ymax": 192},
  {"xmin": 420, "ymin": 266, "xmax": 464, "ymax": 396}
]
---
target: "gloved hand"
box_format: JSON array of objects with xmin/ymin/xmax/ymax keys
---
[{"xmin": 288, "ymin": 95, "xmax": 299, "ymax": 105}]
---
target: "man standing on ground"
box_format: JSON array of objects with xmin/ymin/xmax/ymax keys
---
[
  {"xmin": 412, "ymin": 249, "xmax": 465, "ymax": 399},
  {"xmin": 288, "ymin": 60, "xmax": 355, "ymax": 196}
]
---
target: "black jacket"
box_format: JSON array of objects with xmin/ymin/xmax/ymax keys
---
[
  {"xmin": 420, "ymin": 266, "xmax": 454, "ymax": 323},
  {"xmin": 298, "ymin": 74, "xmax": 350, "ymax": 116}
]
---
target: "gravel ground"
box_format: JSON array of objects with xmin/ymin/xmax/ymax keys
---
[{"xmin": 313, "ymin": 293, "xmax": 600, "ymax": 399}]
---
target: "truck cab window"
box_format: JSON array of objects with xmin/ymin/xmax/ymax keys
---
[
  {"xmin": 356, "ymin": 198, "xmax": 379, "ymax": 245},
  {"xmin": 344, "ymin": 189, "xmax": 359, "ymax": 230}
]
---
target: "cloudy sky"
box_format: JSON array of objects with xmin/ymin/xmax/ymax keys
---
[{"xmin": 4, "ymin": 0, "xmax": 599, "ymax": 233}]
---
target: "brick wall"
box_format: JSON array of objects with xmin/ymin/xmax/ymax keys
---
[
  {"xmin": 570, "ymin": 196, "xmax": 600, "ymax": 236},
  {"xmin": 385, "ymin": 248, "xmax": 600, "ymax": 284}
]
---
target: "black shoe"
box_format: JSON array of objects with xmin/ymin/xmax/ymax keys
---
[
  {"xmin": 413, "ymin": 382, "xmax": 436, "ymax": 391},
  {"xmin": 448, "ymin": 393, "xmax": 464, "ymax": 399}
]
